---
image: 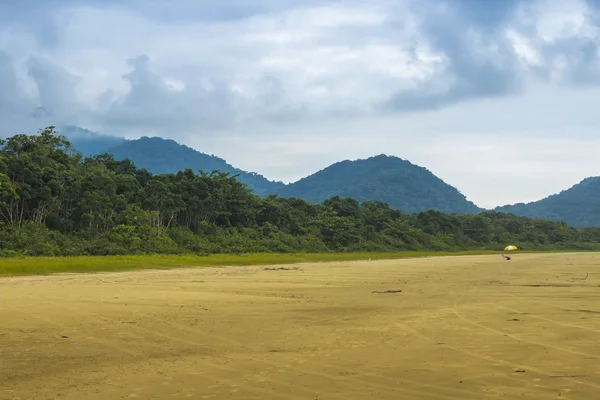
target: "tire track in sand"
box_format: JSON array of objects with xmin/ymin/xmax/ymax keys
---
[
  {"xmin": 440, "ymin": 287, "xmax": 600, "ymax": 391},
  {"xmin": 56, "ymin": 301, "xmax": 468, "ymax": 400},
  {"xmin": 46, "ymin": 300, "xmax": 343, "ymax": 400}
]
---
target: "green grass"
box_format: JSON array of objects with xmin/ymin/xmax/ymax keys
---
[
  {"xmin": 1, "ymin": 249, "xmax": 590, "ymax": 278},
  {"xmin": 0, "ymin": 250, "xmax": 502, "ymax": 277}
]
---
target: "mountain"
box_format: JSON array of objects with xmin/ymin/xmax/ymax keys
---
[
  {"xmin": 495, "ymin": 177, "xmax": 600, "ymax": 227},
  {"xmin": 106, "ymin": 136, "xmax": 286, "ymax": 196},
  {"xmin": 58, "ymin": 125, "xmax": 126, "ymax": 156},
  {"xmin": 54, "ymin": 126, "xmax": 482, "ymax": 214},
  {"xmin": 278, "ymin": 154, "xmax": 482, "ymax": 214}
]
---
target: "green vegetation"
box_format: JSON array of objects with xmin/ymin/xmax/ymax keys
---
[
  {"xmin": 0, "ymin": 251, "xmax": 496, "ymax": 277},
  {"xmin": 1, "ymin": 127, "xmax": 600, "ymax": 262},
  {"xmin": 496, "ymin": 177, "xmax": 600, "ymax": 227}
]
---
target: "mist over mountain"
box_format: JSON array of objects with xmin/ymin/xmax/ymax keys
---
[{"xmin": 59, "ymin": 125, "xmax": 127, "ymax": 156}]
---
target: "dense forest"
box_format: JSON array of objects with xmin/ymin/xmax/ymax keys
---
[{"xmin": 1, "ymin": 127, "xmax": 600, "ymax": 257}]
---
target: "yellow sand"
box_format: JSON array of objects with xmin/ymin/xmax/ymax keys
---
[{"xmin": 1, "ymin": 253, "xmax": 599, "ymax": 399}]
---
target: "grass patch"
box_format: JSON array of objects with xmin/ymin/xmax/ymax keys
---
[{"xmin": 0, "ymin": 250, "xmax": 503, "ymax": 277}]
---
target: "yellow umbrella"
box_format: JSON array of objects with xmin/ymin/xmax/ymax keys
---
[{"xmin": 504, "ymin": 245, "xmax": 517, "ymax": 251}]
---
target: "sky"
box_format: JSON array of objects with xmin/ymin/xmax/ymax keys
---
[{"xmin": 2, "ymin": 0, "xmax": 600, "ymax": 208}]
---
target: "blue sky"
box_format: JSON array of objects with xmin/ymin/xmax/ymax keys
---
[{"xmin": 2, "ymin": 0, "xmax": 600, "ymax": 208}]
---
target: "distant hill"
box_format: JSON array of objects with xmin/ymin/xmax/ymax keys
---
[
  {"xmin": 495, "ymin": 177, "xmax": 600, "ymax": 227},
  {"xmin": 277, "ymin": 155, "xmax": 482, "ymax": 214},
  {"xmin": 106, "ymin": 136, "xmax": 285, "ymax": 197}
]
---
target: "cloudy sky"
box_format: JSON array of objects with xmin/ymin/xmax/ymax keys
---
[{"xmin": 2, "ymin": 0, "xmax": 600, "ymax": 208}]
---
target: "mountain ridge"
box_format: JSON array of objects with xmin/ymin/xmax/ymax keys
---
[
  {"xmin": 55, "ymin": 125, "xmax": 598, "ymax": 223},
  {"xmin": 101, "ymin": 137, "xmax": 482, "ymax": 214}
]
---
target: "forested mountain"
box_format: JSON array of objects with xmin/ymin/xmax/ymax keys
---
[
  {"xmin": 278, "ymin": 155, "xmax": 482, "ymax": 214},
  {"xmin": 105, "ymin": 136, "xmax": 285, "ymax": 197},
  {"xmin": 18, "ymin": 125, "xmax": 600, "ymax": 226},
  {"xmin": 1, "ymin": 127, "xmax": 599, "ymax": 257},
  {"xmin": 496, "ymin": 177, "xmax": 600, "ymax": 227},
  {"xmin": 55, "ymin": 126, "xmax": 483, "ymax": 214}
]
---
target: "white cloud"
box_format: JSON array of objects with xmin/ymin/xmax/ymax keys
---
[{"xmin": 530, "ymin": 0, "xmax": 596, "ymax": 42}]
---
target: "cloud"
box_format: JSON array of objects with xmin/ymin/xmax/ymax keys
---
[
  {"xmin": 96, "ymin": 54, "xmax": 237, "ymax": 133},
  {"xmin": 2, "ymin": 0, "xmax": 598, "ymax": 132},
  {"xmin": 2, "ymin": 0, "xmax": 599, "ymax": 131},
  {"xmin": 383, "ymin": 0, "xmax": 523, "ymax": 110},
  {"xmin": 2, "ymin": 0, "xmax": 600, "ymax": 207}
]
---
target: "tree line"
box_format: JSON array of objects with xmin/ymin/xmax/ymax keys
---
[{"xmin": 1, "ymin": 127, "xmax": 599, "ymax": 257}]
